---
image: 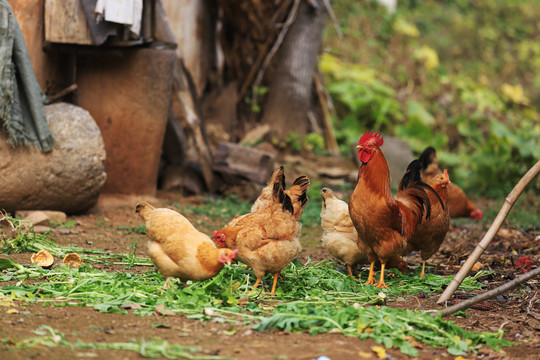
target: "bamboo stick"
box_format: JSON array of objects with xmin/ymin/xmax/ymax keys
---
[
  {"xmin": 433, "ymin": 266, "xmax": 540, "ymax": 317},
  {"xmin": 437, "ymin": 160, "xmax": 540, "ymax": 304}
]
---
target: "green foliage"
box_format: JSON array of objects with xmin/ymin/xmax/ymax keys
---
[
  {"xmin": 117, "ymin": 224, "xmax": 147, "ymax": 235},
  {"xmin": 183, "ymin": 195, "xmax": 252, "ymax": 224},
  {"xmin": 323, "ymin": 0, "xmax": 540, "ymax": 198},
  {"xmin": 303, "ymin": 133, "xmax": 326, "ymax": 154},
  {"xmin": 0, "ymin": 214, "xmax": 153, "ymax": 267},
  {"xmin": 3, "ymin": 325, "xmax": 230, "ymax": 359},
  {"xmin": 0, "ymin": 257, "xmax": 510, "ymax": 356}
]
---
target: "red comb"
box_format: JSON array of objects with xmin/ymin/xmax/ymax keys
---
[
  {"xmin": 443, "ymin": 169, "xmax": 449, "ymax": 181},
  {"xmin": 358, "ymin": 130, "xmax": 384, "ymax": 147},
  {"xmin": 231, "ymin": 249, "xmax": 239, "ymax": 258}
]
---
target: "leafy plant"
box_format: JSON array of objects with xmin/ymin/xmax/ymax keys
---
[
  {"xmin": 0, "ymin": 253, "xmax": 511, "ymax": 357},
  {"xmin": 0, "ymin": 214, "xmax": 152, "ymax": 267},
  {"xmin": 323, "ymin": 0, "xmax": 540, "ymax": 198}
]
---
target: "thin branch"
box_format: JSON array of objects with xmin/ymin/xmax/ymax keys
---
[
  {"xmin": 47, "ymin": 84, "xmax": 78, "ymax": 103},
  {"xmin": 322, "ymin": 0, "xmax": 343, "ymax": 39},
  {"xmin": 432, "ymin": 266, "xmax": 540, "ymax": 317},
  {"xmin": 437, "ymin": 160, "xmax": 540, "ymax": 304},
  {"xmin": 250, "ymin": 0, "xmax": 301, "ymax": 107}
]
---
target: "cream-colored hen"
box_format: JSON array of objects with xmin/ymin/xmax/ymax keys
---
[
  {"xmin": 136, "ymin": 202, "xmax": 237, "ymax": 287},
  {"xmin": 320, "ymin": 188, "xmax": 367, "ymax": 277}
]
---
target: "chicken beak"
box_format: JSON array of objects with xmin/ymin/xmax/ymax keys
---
[
  {"xmin": 356, "ymin": 145, "xmax": 362, "ymax": 151},
  {"xmin": 226, "ymin": 258, "xmax": 232, "ymax": 266}
]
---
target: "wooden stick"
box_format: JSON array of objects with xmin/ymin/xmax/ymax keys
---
[
  {"xmin": 433, "ymin": 266, "xmax": 540, "ymax": 317},
  {"xmin": 314, "ymin": 72, "xmax": 339, "ymax": 154},
  {"xmin": 47, "ymin": 84, "xmax": 77, "ymax": 103},
  {"xmin": 322, "ymin": 0, "xmax": 343, "ymax": 39},
  {"xmin": 437, "ymin": 160, "xmax": 540, "ymax": 304}
]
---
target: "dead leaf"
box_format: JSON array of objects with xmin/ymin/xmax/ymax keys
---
[
  {"xmin": 120, "ymin": 302, "xmax": 142, "ymax": 310},
  {"xmin": 471, "ymin": 262, "xmax": 484, "ymax": 272},
  {"xmin": 371, "ymin": 345, "xmax": 386, "ymax": 359},
  {"xmin": 6, "ymin": 308, "xmax": 19, "ymax": 314},
  {"xmin": 154, "ymin": 304, "xmax": 175, "ymax": 316},
  {"xmin": 527, "ymin": 318, "xmax": 540, "ymax": 331},
  {"xmin": 358, "ymin": 350, "xmax": 372, "ymax": 358}
]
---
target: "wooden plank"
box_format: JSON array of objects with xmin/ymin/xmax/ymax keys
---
[
  {"xmin": 44, "ymin": 0, "xmax": 94, "ymax": 45},
  {"xmin": 212, "ymin": 142, "xmax": 277, "ymax": 184}
]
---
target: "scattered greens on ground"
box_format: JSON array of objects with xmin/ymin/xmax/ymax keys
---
[
  {"xmin": 0, "ymin": 256, "xmax": 511, "ymax": 356},
  {"xmin": 0, "ymin": 214, "xmax": 152, "ymax": 267},
  {"xmin": 1, "ymin": 325, "xmax": 232, "ymax": 360},
  {"xmin": 117, "ymin": 224, "xmax": 147, "ymax": 235}
]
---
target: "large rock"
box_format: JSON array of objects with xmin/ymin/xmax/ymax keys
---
[
  {"xmin": 380, "ymin": 136, "xmax": 415, "ymax": 187},
  {"xmin": 0, "ymin": 102, "xmax": 106, "ymax": 214}
]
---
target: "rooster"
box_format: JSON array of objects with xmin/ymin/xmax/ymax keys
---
[
  {"xmin": 135, "ymin": 202, "xmax": 237, "ymax": 287},
  {"xmin": 419, "ymin": 147, "xmax": 482, "ymax": 220},
  {"xmin": 402, "ymin": 170, "xmax": 450, "ymax": 278},
  {"xmin": 349, "ymin": 130, "xmax": 441, "ymax": 288},
  {"xmin": 320, "ymin": 187, "xmax": 409, "ymax": 277},
  {"xmin": 213, "ymin": 172, "xmax": 309, "ymax": 295}
]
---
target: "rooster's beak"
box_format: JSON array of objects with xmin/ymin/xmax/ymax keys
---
[{"xmin": 356, "ymin": 145, "xmax": 362, "ymax": 151}]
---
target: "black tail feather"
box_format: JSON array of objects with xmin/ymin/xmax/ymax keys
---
[
  {"xmin": 419, "ymin": 146, "xmax": 437, "ymax": 170},
  {"xmin": 399, "ymin": 159, "xmax": 445, "ymax": 219}
]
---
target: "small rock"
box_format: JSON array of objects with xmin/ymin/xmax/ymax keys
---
[
  {"xmin": 33, "ymin": 225, "xmax": 52, "ymax": 234},
  {"xmin": 16, "ymin": 211, "xmax": 50, "ymax": 226}
]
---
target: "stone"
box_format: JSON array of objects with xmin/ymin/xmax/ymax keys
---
[
  {"xmin": 16, "ymin": 210, "xmax": 67, "ymax": 225},
  {"xmin": 0, "ymin": 102, "xmax": 106, "ymax": 214},
  {"xmin": 380, "ymin": 136, "xmax": 415, "ymax": 187},
  {"xmin": 16, "ymin": 211, "xmax": 50, "ymax": 227}
]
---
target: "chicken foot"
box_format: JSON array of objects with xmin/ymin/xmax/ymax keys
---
[
  {"xmin": 374, "ymin": 263, "xmax": 389, "ymax": 289},
  {"xmin": 163, "ymin": 277, "xmax": 188, "ymax": 290},
  {"xmin": 419, "ymin": 261, "xmax": 426, "ymax": 278},
  {"xmin": 270, "ymin": 272, "xmax": 279, "ymax": 295},
  {"xmin": 365, "ymin": 262, "xmax": 376, "ymax": 285},
  {"xmin": 251, "ymin": 277, "xmax": 262, "ymax": 292}
]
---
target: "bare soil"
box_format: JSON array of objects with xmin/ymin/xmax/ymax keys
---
[{"xmin": 1, "ymin": 191, "xmax": 539, "ymax": 360}]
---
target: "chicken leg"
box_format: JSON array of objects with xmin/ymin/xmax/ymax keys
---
[
  {"xmin": 251, "ymin": 277, "xmax": 262, "ymax": 292},
  {"xmin": 270, "ymin": 272, "xmax": 279, "ymax": 295},
  {"xmin": 419, "ymin": 261, "xmax": 426, "ymax": 278},
  {"xmin": 374, "ymin": 263, "xmax": 389, "ymax": 289},
  {"xmin": 365, "ymin": 262, "xmax": 376, "ymax": 285}
]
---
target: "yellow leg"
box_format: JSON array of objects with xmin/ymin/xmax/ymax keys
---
[
  {"xmin": 347, "ymin": 265, "xmax": 353, "ymax": 277},
  {"xmin": 270, "ymin": 273, "xmax": 279, "ymax": 295},
  {"xmin": 250, "ymin": 277, "xmax": 262, "ymax": 292},
  {"xmin": 420, "ymin": 261, "xmax": 426, "ymax": 278},
  {"xmin": 365, "ymin": 262, "xmax": 376, "ymax": 285},
  {"xmin": 163, "ymin": 277, "xmax": 172, "ymax": 289},
  {"xmin": 374, "ymin": 263, "xmax": 389, "ymax": 289}
]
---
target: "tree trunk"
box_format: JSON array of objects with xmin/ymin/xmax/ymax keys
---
[{"xmin": 261, "ymin": 1, "xmax": 328, "ymax": 139}]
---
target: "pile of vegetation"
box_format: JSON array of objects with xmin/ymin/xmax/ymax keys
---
[
  {"xmin": 320, "ymin": 0, "xmax": 540, "ymax": 199},
  {"xmin": 0, "ymin": 217, "xmax": 513, "ymax": 357}
]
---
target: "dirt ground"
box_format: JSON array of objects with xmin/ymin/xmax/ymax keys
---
[{"xmin": 1, "ymin": 191, "xmax": 539, "ymax": 360}]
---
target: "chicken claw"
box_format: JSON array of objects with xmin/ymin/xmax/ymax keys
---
[{"xmin": 365, "ymin": 262, "xmax": 376, "ymax": 285}]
